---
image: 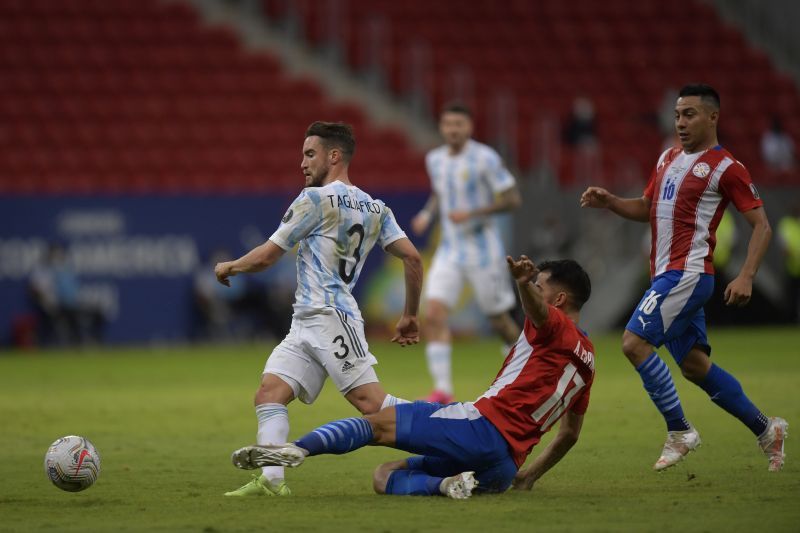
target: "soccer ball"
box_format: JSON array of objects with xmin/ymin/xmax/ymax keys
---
[{"xmin": 44, "ymin": 436, "xmax": 101, "ymax": 492}]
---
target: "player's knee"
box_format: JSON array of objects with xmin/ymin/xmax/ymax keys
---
[
  {"xmin": 372, "ymin": 463, "xmax": 393, "ymax": 494},
  {"xmin": 679, "ymin": 352, "xmax": 711, "ymax": 383},
  {"xmin": 253, "ymin": 378, "xmax": 293, "ymax": 406},
  {"xmin": 621, "ymin": 331, "xmax": 649, "ymax": 365},
  {"xmin": 425, "ymin": 301, "xmax": 449, "ymax": 329},
  {"xmin": 353, "ymin": 395, "xmax": 383, "ymax": 415}
]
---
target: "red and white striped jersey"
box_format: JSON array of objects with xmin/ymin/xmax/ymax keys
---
[
  {"xmin": 474, "ymin": 307, "xmax": 595, "ymax": 467},
  {"xmin": 644, "ymin": 146, "xmax": 763, "ymax": 278}
]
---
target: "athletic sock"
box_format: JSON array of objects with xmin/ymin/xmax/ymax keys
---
[
  {"xmin": 385, "ymin": 470, "xmax": 444, "ymax": 496},
  {"xmin": 293, "ymin": 417, "xmax": 373, "ymax": 456},
  {"xmin": 636, "ymin": 353, "xmax": 691, "ymax": 432},
  {"xmin": 381, "ymin": 394, "xmax": 410, "ymax": 409},
  {"xmin": 255, "ymin": 403, "xmax": 289, "ymax": 483},
  {"xmin": 698, "ymin": 363, "xmax": 769, "ymax": 436},
  {"xmin": 426, "ymin": 341, "xmax": 453, "ymax": 395}
]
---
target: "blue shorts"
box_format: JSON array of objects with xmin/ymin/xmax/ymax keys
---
[
  {"xmin": 395, "ymin": 401, "xmax": 518, "ymax": 494},
  {"xmin": 625, "ymin": 270, "xmax": 713, "ymax": 364}
]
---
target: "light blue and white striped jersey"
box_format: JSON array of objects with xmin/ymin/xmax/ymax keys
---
[
  {"xmin": 425, "ymin": 139, "xmax": 516, "ymax": 266},
  {"xmin": 269, "ymin": 180, "xmax": 406, "ymax": 321}
]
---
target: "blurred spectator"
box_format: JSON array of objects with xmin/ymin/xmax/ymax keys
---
[
  {"xmin": 28, "ymin": 243, "xmax": 105, "ymax": 346},
  {"xmin": 563, "ymin": 96, "xmax": 597, "ymax": 147},
  {"xmin": 563, "ymin": 96, "xmax": 600, "ymax": 183},
  {"xmin": 761, "ymin": 117, "xmax": 795, "ymax": 171},
  {"xmin": 777, "ymin": 202, "xmax": 800, "ymax": 322},
  {"xmin": 193, "ymin": 248, "xmax": 293, "ymax": 342},
  {"xmin": 194, "ymin": 248, "xmax": 250, "ymax": 341}
]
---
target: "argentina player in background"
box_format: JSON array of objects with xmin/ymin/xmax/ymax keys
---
[
  {"xmin": 411, "ymin": 103, "xmax": 522, "ymax": 404},
  {"xmin": 215, "ymin": 122, "xmax": 423, "ymax": 497}
]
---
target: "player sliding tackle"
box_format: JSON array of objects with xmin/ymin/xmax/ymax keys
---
[{"xmin": 231, "ymin": 257, "xmax": 596, "ymax": 499}]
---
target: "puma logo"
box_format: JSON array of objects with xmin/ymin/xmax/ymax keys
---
[{"xmin": 638, "ymin": 316, "xmax": 649, "ymax": 329}]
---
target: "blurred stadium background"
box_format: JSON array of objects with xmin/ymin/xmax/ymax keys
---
[{"xmin": 1, "ymin": 0, "xmax": 799, "ymax": 349}]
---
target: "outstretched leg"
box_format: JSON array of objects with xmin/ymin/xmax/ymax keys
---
[
  {"xmin": 374, "ymin": 459, "xmax": 477, "ymax": 499},
  {"xmin": 681, "ymin": 347, "xmax": 787, "ymax": 472}
]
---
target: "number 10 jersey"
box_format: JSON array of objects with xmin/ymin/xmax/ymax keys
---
[{"xmin": 269, "ymin": 180, "xmax": 407, "ymax": 322}]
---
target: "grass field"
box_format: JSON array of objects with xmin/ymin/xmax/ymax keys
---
[{"xmin": 2, "ymin": 327, "xmax": 799, "ymax": 532}]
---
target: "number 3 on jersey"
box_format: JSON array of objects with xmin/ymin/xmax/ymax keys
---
[
  {"xmin": 530, "ymin": 363, "xmax": 586, "ymax": 432},
  {"xmin": 339, "ymin": 224, "xmax": 365, "ymax": 283}
]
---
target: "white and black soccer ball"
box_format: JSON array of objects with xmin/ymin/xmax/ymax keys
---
[{"xmin": 44, "ymin": 436, "xmax": 101, "ymax": 492}]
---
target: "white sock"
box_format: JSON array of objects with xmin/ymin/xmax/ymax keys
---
[
  {"xmin": 381, "ymin": 393, "xmax": 410, "ymax": 409},
  {"xmin": 426, "ymin": 341, "xmax": 453, "ymax": 395},
  {"xmin": 255, "ymin": 402, "xmax": 289, "ymax": 483}
]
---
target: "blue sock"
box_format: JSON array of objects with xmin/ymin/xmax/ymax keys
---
[
  {"xmin": 293, "ymin": 417, "xmax": 374, "ymax": 456},
  {"xmin": 385, "ymin": 470, "xmax": 444, "ymax": 496},
  {"xmin": 698, "ymin": 363, "xmax": 769, "ymax": 436},
  {"xmin": 636, "ymin": 353, "xmax": 691, "ymax": 432}
]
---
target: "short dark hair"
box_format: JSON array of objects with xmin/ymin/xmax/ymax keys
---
[
  {"xmin": 305, "ymin": 121, "xmax": 356, "ymax": 161},
  {"xmin": 441, "ymin": 102, "xmax": 472, "ymax": 119},
  {"xmin": 678, "ymin": 83, "xmax": 720, "ymax": 110},
  {"xmin": 538, "ymin": 259, "xmax": 592, "ymax": 310}
]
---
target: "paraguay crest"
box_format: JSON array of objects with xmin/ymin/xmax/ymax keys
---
[{"xmin": 692, "ymin": 162, "xmax": 711, "ymax": 178}]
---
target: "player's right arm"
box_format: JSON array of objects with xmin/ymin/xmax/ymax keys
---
[
  {"xmin": 411, "ymin": 193, "xmax": 439, "ymax": 235},
  {"xmin": 385, "ymin": 237, "xmax": 423, "ymax": 346},
  {"xmin": 215, "ymin": 241, "xmax": 285, "ymax": 286},
  {"xmin": 579, "ymin": 187, "xmax": 651, "ymax": 222},
  {"xmin": 215, "ymin": 190, "xmax": 321, "ymax": 287},
  {"xmin": 512, "ymin": 410, "xmax": 584, "ymax": 491}
]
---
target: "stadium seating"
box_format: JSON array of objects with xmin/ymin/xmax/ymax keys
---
[
  {"xmin": 0, "ymin": 0, "xmax": 426, "ymax": 194},
  {"xmin": 290, "ymin": 0, "xmax": 800, "ymax": 185}
]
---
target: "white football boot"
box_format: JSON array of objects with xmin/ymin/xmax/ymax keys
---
[
  {"xmin": 654, "ymin": 426, "xmax": 701, "ymax": 471},
  {"xmin": 758, "ymin": 417, "xmax": 788, "ymax": 472},
  {"xmin": 231, "ymin": 443, "xmax": 306, "ymax": 470},
  {"xmin": 440, "ymin": 471, "xmax": 478, "ymax": 500}
]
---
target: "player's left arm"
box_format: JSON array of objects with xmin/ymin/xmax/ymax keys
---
[
  {"xmin": 512, "ymin": 410, "xmax": 584, "ymax": 491},
  {"xmin": 724, "ymin": 206, "xmax": 772, "ymax": 307},
  {"xmin": 507, "ymin": 255, "xmax": 548, "ymax": 327},
  {"xmin": 215, "ymin": 240, "xmax": 285, "ymax": 287},
  {"xmin": 385, "ymin": 237, "xmax": 423, "ymax": 346}
]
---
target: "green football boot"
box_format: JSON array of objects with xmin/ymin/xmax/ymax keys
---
[{"xmin": 224, "ymin": 475, "xmax": 292, "ymax": 497}]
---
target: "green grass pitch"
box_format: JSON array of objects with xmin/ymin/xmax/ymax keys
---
[{"xmin": 2, "ymin": 327, "xmax": 799, "ymax": 532}]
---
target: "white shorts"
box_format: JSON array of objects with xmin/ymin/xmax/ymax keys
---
[
  {"xmin": 424, "ymin": 253, "xmax": 516, "ymax": 315},
  {"xmin": 264, "ymin": 307, "xmax": 379, "ymax": 404}
]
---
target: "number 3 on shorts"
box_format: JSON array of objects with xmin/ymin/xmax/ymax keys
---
[{"xmin": 332, "ymin": 335, "xmax": 350, "ymax": 359}]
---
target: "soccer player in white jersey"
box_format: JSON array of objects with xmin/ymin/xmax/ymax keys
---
[
  {"xmin": 411, "ymin": 103, "xmax": 522, "ymax": 403},
  {"xmin": 216, "ymin": 122, "xmax": 423, "ymax": 496},
  {"xmin": 581, "ymin": 84, "xmax": 787, "ymax": 472}
]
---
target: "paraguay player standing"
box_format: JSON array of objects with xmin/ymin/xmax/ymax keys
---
[
  {"xmin": 216, "ymin": 122, "xmax": 422, "ymax": 496},
  {"xmin": 580, "ymin": 84, "xmax": 787, "ymax": 472},
  {"xmin": 411, "ymin": 103, "xmax": 522, "ymax": 403}
]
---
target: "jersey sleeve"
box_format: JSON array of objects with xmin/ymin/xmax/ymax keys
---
[
  {"xmin": 377, "ymin": 205, "xmax": 407, "ymax": 249},
  {"xmin": 719, "ymin": 161, "xmax": 764, "ymax": 212},
  {"xmin": 268, "ymin": 190, "xmax": 323, "ymax": 251},
  {"xmin": 484, "ymin": 148, "xmax": 516, "ymax": 194}
]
